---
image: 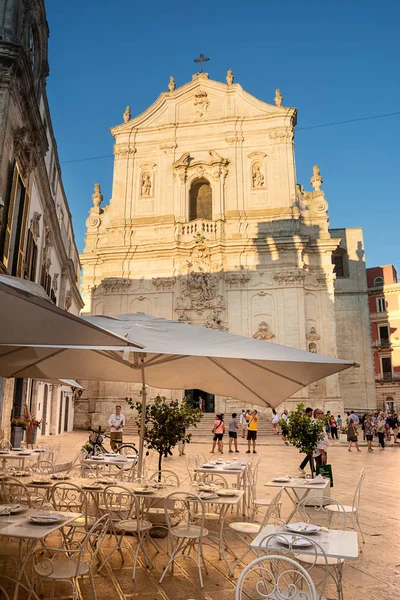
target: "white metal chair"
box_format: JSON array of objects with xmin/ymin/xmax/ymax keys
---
[
  {"xmin": 227, "ymin": 488, "xmax": 283, "ymax": 574},
  {"xmin": 32, "ymin": 514, "xmax": 109, "ymax": 600},
  {"xmin": 99, "ymin": 484, "xmax": 155, "ymax": 580},
  {"xmin": 235, "ymin": 554, "xmax": 317, "ymax": 600},
  {"xmin": 148, "ymin": 469, "xmax": 180, "ymax": 487},
  {"xmin": 50, "ymin": 482, "xmax": 95, "ymax": 537},
  {"xmin": 257, "ymin": 532, "xmax": 329, "ymax": 600},
  {"xmin": 0, "ymin": 440, "xmax": 12, "ymax": 450},
  {"xmin": 1, "ymin": 476, "xmax": 32, "ymax": 506},
  {"xmin": 325, "ymin": 468, "xmax": 365, "ymax": 548},
  {"xmin": 159, "ymin": 492, "xmax": 209, "ymax": 588},
  {"xmin": 30, "ymin": 460, "xmax": 55, "ymax": 475},
  {"xmin": 295, "ymin": 496, "xmax": 347, "ymax": 600}
]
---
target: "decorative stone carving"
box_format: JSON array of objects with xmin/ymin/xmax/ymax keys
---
[
  {"xmin": 52, "ymin": 273, "xmax": 59, "ymax": 293},
  {"xmin": 114, "ymin": 144, "xmax": 136, "ymax": 159},
  {"xmin": 177, "ymin": 310, "xmax": 191, "ymax": 323},
  {"xmin": 225, "ymin": 133, "xmax": 244, "ymax": 146},
  {"xmin": 273, "ymin": 270, "xmax": 305, "ymax": 285},
  {"xmin": 160, "ymin": 140, "xmax": 177, "ymax": 152},
  {"xmin": 152, "ymin": 277, "xmax": 176, "ymax": 290},
  {"xmin": 205, "ymin": 310, "xmax": 228, "ymax": 331},
  {"xmin": 306, "ymin": 327, "xmax": 321, "ymax": 342},
  {"xmin": 226, "ymin": 69, "xmax": 234, "ymax": 85},
  {"xmin": 173, "ymin": 151, "xmax": 228, "ymax": 184},
  {"xmin": 168, "ymin": 76, "xmax": 176, "ymax": 92},
  {"xmin": 123, "ymin": 106, "xmax": 131, "ymax": 123},
  {"xmin": 179, "ymin": 271, "xmax": 219, "ymax": 309},
  {"xmin": 140, "ymin": 172, "xmax": 152, "ymax": 197},
  {"xmin": 253, "ymin": 321, "xmax": 275, "ymax": 340},
  {"xmin": 310, "ymin": 165, "xmax": 323, "ymax": 191},
  {"xmin": 308, "ymin": 342, "xmax": 318, "ymax": 353},
  {"xmin": 252, "ymin": 162, "xmax": 265, "ymax": 189},
  {"xmin": 268, "ymin": 127, "xmax": 294, "ymax": 142},
  {"xmin": 274, "ymin": 89, "xmax": 283, "ymax": 107},
  {"xmin": 194, "ymin": 90, "xmax": 209, "ymax": 117},
  {"xmin": 65, "ymin": 290, "xmax": 72, "ymax": 311},
  {"xmin": 102, "ymin": 278, "xmax": 132, "ymax": 294},
  {"xmin": 30, "ymin": 212, "xmax": 41, "ymax": 239},
  {"xmin": 92, "ymin": 184, "xmax": 103, "ymax": 211},
  {"xmin": 13, "ymin": 126, "xmax": 37, "ymax": 178},
  {"xmin": 316, "ymin": 272, "xmax": 334, "ymax": 285},
  {"xmin": 224, "ymin": 273, "xmax": 251, "ymax": 287}
]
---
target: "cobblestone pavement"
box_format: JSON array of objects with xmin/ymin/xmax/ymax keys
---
[{"xmin": 11, "ymin": 430, "xmax": 400, "ymax": 600}]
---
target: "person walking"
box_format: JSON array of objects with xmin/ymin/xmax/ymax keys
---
[
  {"xmin": 246, "ymin": 409, "xmax": 258, "ymax": 454},
  {"xmin": 364, "ymin": 413, "xmax": 376, "ymax": 453},
  {"xmin": 330, "ymin": 415, "xmax": 338, "ymax": 440},
  {"xmin": 298, "ymin": 407, "xmax": 314, "ymax": 474},
  {"xmin": 228, "ymin": 413, "xmax": 239, "ymax": 453},
  {"xmin": 349, "ymin": 410, "xmax": 360, "ymax": 425},
  {"xmin": 325, "ymin": 411, "xmax": 332, "ymax": 439},
  {"xmin": 108, "ymin": 404, "xmax": 126, "ymax": 451},
  {"xmin": 313, "ymin": 408, "xmax": 329, "ymax": 469},
  {"xmin": 240, "ymin": 409, "xmax": 248, "ymax": 439},
  {"xmin": 347, "ymin": 418, "xmax": 361, "ymax": 452},
  {"xmin": 281, "ymin": 409, "xmax": 289, "ymax": 445},
  {"xmin": 272, "ymin": 409, "xmax": 279, "ymax": 435},
  {"xmin": 211, "ymin": 414, "xmax": 225, "ymax": 454},
  {"xmin": 376, "ymin": 412, "xmax": 386, "ymax": 449}
]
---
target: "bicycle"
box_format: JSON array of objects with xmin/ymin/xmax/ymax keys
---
[{"xmin": 86, "ymin": 427, "xmax": 138, "ymax": 457}]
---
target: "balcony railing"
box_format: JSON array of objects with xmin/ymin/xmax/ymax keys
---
[
  {"xmin": 176, "ymin": 219, "xmax": 222, "ymax": 241},
  {"xmin": 373, "ymin": 339, "xmax": 391, "ymax": 348}
]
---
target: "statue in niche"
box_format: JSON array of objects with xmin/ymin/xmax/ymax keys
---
[
  {"xmin": 308, "ymin": 342, "xmax": 318, "ymax": 353},
  {"xmin": 141, "ymin": 172, "xmax": 152, "ymax": 196},
  {"xmin": 252, "ymin": 162, "xmax": 265, "ymax": 189}
]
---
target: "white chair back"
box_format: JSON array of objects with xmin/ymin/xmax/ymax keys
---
[
  {"xmin": 235, "ymin": 554, "xmax": 317, "ymax": 600},
  {"xmin": 296, "ymin": 496, "xmax": 347, "ymax": 529},
  {"xmin": 352, "ymin": 468, "xmax": 365, "ymax": 510}
]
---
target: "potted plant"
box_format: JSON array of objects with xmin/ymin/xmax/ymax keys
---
[
  {"xmin": 25, "ymin": 416, "xmax": 42, "ymax": 446},
  {"xmin": 339, "ymin": 424, "xmax": 348, "ymax": 443},
  {"xmin": 127, "ymin": 395, "xmax": 202, "ymax": 475},
  {"xmin": 284, "ymin": 403, "xmax": 324, "ymax": 457},
  {"xmin": 10, "ymin": 416, "xmax": 27, "ymax": 448}
]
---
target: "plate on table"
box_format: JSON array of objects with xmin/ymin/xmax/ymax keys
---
[
  {"xmin": 14, "ymin": 471, "xmax": 29, "ymax": 477},
  {"xmin": 216, "ymin": 489, "xmax": 238, "ymax": 497},
  {"xmin": 31, "ymin": 478, "xmax": 51, "ymax": 485},
  {"xmin": 0, "ymin": 451, "xmax": 9, "ymax": 455},
  {"xmin": 272, "ymin": 477, "xmax": 291, "ymax": 483},
  {"xmin": 50, "ymin": 474, "xmax": 70, "ymax": 481},
  {"xmin": 90, "ymin": 456, "xmax": 104, "ymax": 461},
  {"xmin": 82, "ymin": 483, "xmax": 104, "ymax": 490},
  {"xmin": 18, "ymin": 452, "xmax": 32, "ymax": 456},
  {"xmin": 277, "ymin": 534, "xmax": 314, "ymax": 548},
  {"xmin": 201, "ymin": 464, "xmax": 215, "ymax": 469},
  {"xmin": 29, "ymin": 514, "xmax": 64, "ymax": 525},
  {"xmin": 132, "ymin": 487, "xmax": 153, "ymax": 494},
  {"xmin": 33, "ymin": 449, "xmax": 46, "ymax": 453},
  {"xmin": 0, "ymin": 504, "xmax": 27, "ymax": 515},
  {"xmin": 285, "ymin": 522, "xmax": 321, "ymax": 535}
]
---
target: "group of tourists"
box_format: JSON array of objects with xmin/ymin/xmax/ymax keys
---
[
  {"xmin": 355, "ymin": 410, "xmax": 400, "ymax": 452},
  {"xmin": 211, "ymin": 409, "xmax": 259, "ymax": 454}
]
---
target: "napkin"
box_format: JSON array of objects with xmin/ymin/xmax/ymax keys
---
[
  {"xmin": 312, "ymin": 474, "xmax": 325, "ymax": 483},
  {"xmin": 224, "ymin": 462, "xmax": 242, "ymax": 470}
]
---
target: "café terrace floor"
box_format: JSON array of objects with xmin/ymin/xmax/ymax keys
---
[{"xmin": 12, "ymin": 431, "xmax": 400, "ymax": 600}]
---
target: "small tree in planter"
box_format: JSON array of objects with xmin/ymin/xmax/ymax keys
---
[
  {"xmin": 126, "ymin": 395, "xmax": 203, "ymax": 475},
  {"xmin": 284, "ymin": 403, "xmax": 324, "ymax": 456}
]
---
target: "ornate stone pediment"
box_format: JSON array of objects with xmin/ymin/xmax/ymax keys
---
[
  {"xmin": 253, "ymin": 321, "xmax": 275, "ymax": 340},
  {"xmin": 113, "ymin": 144, "xmax": 136, "ymax": 159},
  {"xmin": 205, "ymin": 309, "xmax": 228, "ymax": 331},
  {"xmin": 306, "ymin": 327, "xmax": 321, "ymax": 342},
  {"xmin": 173, "ymin": 151, "xmax": 229, "ymax": 184}
]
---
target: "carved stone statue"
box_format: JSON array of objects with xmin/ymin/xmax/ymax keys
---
[
  {"xmin": 274, "ymin": 89, "xmax": 283, "ymax": 107},
  {"xmin": 253, "ymin": 321, "xmax": 275, "ymax": 341},
  {"xmin": 123, "ymin": 106, "xmax": 131, "ymax": 123},
  {"xmin": 308, "ymin": 342, "xmax": 318, "ymax": 353},
  {"xmin": 141, "ymin": 172, "xmax": 152, "ymax": 196},
  {"xmin": 92, "ymin": 184, "xmax": 103, "ymax": 208},
  {"xmin": 252, "ymin": 162, "xmax": 265, "ymax": 188},
  {"xmin": 168, "ymin": 76, "xmax": 176, "ymax": 92},
  {"xmin": 226, "ymin": 69, "xmax": 234, "ymax": 85},
  {"xmin": 310, "ymin": 165, "xmax": 323, "ymax": 191}
]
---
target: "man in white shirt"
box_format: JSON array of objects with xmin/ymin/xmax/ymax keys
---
[
  {"xmin": 108, "ymin": 405, "xmax": 126, "ymax": 450},
  {"xmin": 240, "ymin": 409, "xmax": 249, "ymax": 439}
]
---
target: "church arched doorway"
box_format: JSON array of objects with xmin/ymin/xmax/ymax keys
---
[{"xmin": 189, "ymin": 178, "xmax": 212, "ymax": 221}]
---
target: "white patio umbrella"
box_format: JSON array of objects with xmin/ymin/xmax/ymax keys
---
[
  {"xmin": 0, "ymin": 313, "xmax": 356, "ymax": 475},
  {"xmin": 0, "ymin": 275, "xmax": 142, "ymax": 348}
]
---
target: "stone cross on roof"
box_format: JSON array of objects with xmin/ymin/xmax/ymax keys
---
[{"xmin": 193, "ymin": 53, "xmax": 210, "ymax": 73}]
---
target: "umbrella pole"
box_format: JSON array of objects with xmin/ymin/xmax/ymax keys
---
[{"xmin": 138, "ymin": 357, "xmax": 147, "ymax": 477}]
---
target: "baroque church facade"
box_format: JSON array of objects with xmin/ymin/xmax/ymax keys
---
[{"xmin": 79, "ymin": 70, "xmax": 376, "ymax": 426}]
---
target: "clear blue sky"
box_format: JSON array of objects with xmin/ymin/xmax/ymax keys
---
[{"xmin": 46, "ymin": 0, "xmax": 400, "ymax": 269}]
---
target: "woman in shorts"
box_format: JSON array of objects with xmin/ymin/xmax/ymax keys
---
[
  {"xmin": 364, "ymin": 413, "xmax": 376, "ymax": 452},
  {"xmin": 211, "ymin": 414, "xmax": 225, "ymax": 454}
]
